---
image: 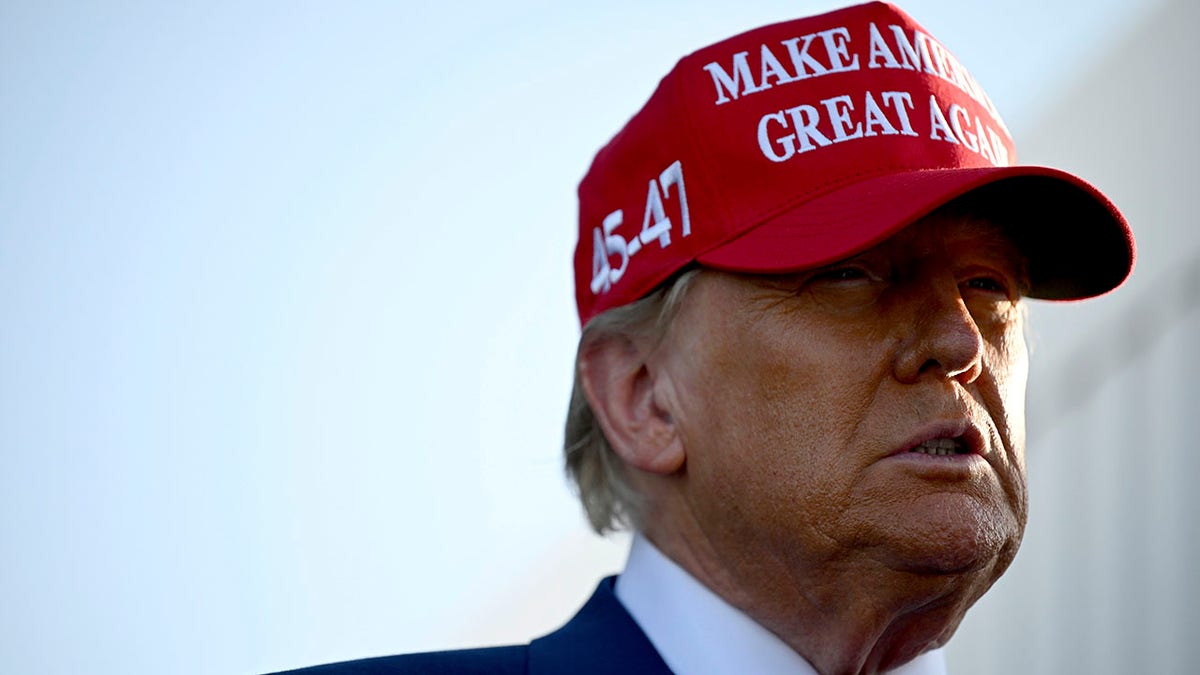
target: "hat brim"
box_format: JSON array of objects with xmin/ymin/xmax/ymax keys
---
[{"xmin": 696, "ymin": 167, "xmax": 1135, "ymax": 301}]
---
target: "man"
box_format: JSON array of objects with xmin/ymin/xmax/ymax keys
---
[{"xmin": 275, "ymin": 2, "xmax": 1134, "ymax": 673}]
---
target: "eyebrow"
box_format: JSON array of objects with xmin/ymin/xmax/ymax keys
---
[{"xmin": 957, "ymin": 220, "xmax": 1032, "ymax": 293}]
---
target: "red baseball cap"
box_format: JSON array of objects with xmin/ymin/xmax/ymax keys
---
[{"xmin": 574, "ymin": 1, "xmax": 1135, "ymax": 326}]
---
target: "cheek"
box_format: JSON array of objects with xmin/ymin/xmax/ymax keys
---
[
  {"xmin": 681, "ymin": 326, "xmax": 879, "ymax": 511},
  {"xmin": 726, "ymin": 328, "xmax": 862, "ymax": 432},
  {"xmin": 982, "ymin": 320, "xmax": 1030, "ymax": 529},
  {"xmin": 989, "ymin": 322, "xmax": 1029, "ymax": 453}
]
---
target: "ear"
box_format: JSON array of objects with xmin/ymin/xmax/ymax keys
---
[{"xmin": 578, "ymin": 333, "xmax": 685, "ymax": 475}]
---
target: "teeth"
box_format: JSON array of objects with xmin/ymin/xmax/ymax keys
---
[{"xmin": 911, "ymin": 438, "xmax": 963, "ymax": 456}]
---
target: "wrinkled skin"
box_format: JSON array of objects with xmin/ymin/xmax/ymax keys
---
[{"xmin": 628, "ymin": 213, "xmax": 1030, "ymax": 674}]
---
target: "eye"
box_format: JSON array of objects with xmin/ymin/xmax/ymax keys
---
[
  {"xmin": 964, "ymin": 276, "xmax": 1006, "ymax": 293},
  {"xmin": 802, "ymin": 264, "xmax": 886, "ymax": 309},
  {"xmin": 814, "ymin": 267, "xmax": 870, "ymax": 282}
]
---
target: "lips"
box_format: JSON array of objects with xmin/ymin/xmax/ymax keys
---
[
  {"xmin": 881, "ymin": 422, "xmax": 990, "ymax": 481},
  {"xmin": 892, "ymin": 421, "xmax": 986, "ymax": 458},
  {"xmin": 910, "ymin": 437, "xmax": 967, "ymax": 456}
]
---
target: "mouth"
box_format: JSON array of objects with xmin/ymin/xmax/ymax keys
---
[
  {"xmin": 908, "ymin": 437, "xmax": 970, "ymax": 456},
  {"xmin": 893, "ymin": 422, "xmax": 987, "ymax": 459},
  {"xmin": 885, "ymin": 423, "xmax": 988, "ymax": 479}
]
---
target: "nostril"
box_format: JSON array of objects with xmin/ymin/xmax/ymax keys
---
[{"xmin": 918, "ymin": 358, "xmax": 942, "ymax": 375}]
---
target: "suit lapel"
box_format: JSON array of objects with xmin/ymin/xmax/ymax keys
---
[{"xmin": 528, "ymin": 576, "xmax": 672, "ymax": 674}]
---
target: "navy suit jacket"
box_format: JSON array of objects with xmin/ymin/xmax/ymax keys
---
[{"xmin": 269, "ymin": 576, "xmax": 673, "ymax": 674}]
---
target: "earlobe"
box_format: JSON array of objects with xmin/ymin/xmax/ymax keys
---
[{"xmin": 579, "ymin": 334, "xmax": 685, "ymax": 476}]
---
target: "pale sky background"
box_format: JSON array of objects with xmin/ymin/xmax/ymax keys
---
[{"xmin": 0, "ymin": 1, "xmax": 1167, "ymax": 673}]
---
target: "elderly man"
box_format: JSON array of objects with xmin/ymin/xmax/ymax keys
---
[{"xmin": 274, "ymin": 2, "xmax": 1134, "ymax": 674}]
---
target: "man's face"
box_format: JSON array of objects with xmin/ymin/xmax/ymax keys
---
[{"xmin": 651, "ymin": 211, "xmax": 1030, "ymax": 583}]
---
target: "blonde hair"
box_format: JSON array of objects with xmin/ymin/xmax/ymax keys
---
[{"xmin": 563, "ymin": 269, "xmax": 700, "ymax": 533}]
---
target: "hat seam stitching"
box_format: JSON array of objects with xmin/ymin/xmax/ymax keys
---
[{"xmin": 672, "ymin": 52, "xmax": 734, "ymax": 257}]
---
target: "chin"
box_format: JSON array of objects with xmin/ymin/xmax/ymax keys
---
[
  {"xmin": 894, "ymin": 537, "xmax": 1005, "ymax": 576},
  {"xmin": 875, "ymin": 495, "xmax": 1025, "ymax": 577}
]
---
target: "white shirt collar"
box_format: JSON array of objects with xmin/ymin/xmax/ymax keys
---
[{"xmin": 614, "ymin": 533, "xmax": 948, "ymax": 675}]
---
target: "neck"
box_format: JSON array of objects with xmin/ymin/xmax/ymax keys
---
[{"xmin": 641, "ymin": 507, "xmax": 1000, "ymax": 675}]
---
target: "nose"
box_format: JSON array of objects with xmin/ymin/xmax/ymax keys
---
[{"xmin": 893, "ymin": 282, "xmax": 984, "ymax": 385}]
